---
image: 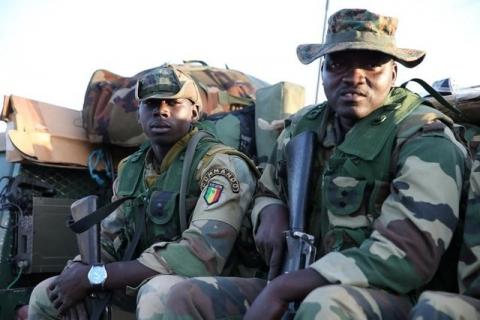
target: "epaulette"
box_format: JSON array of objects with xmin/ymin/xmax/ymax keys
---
[
  {"xmin": 128, "ymin": 141, "xmax": 151, "ymax": 163},
  {"xmin": 285, "ymin": 103, "xmax": 326, "ymax": 128}
]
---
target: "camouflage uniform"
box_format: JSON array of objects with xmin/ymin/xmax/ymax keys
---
[
  {"xmin": 410, "ymin": 146, "xmax": 480, "ymax": 320},
  {"xmin": 28, "ymin": 67, "xmax": 261, "ymax": 319},
  {"xmin": 155, "ymin": 88, "xmax": 469, "ymax": 320},
  {"xmin": 254, "ymin": 89, "xmax": 468, "ymax": 319}
]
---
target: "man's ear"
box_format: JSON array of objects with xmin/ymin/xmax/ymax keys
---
[
  {"xmin": 191, "ymin": 105, "xmax": 200, "ymax": 123},
  {"xmin": 391, "ymin": 61, "xmax": 398, "ymax": 84}
]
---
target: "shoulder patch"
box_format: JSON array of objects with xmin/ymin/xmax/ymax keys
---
[
  {"xmin": 201, "ymin": 167, "xmax": 240, "ymax": 193},
  {"xmin": 203, "ymin": 182, "xmax": 224, "ymax": 205}
]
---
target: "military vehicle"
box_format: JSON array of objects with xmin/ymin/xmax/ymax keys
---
[{"xmin": 0, "ymin": 132, "xmax": 101, "ymax": 319}]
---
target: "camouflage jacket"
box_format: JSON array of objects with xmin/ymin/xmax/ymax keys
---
[
  {"xmin": 459, "ymin": 145, "xmax": 480, "ymax": 297},
  {"xmin": 100, "ymin": 129, "xmax": 259, "ymax": 278},
  {"xmin": 252, "ymin": 87, "xmax": 469, "ymax": 295}
]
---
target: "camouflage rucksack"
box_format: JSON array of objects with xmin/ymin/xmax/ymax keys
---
[
  {"xmin": 403, "ymin": 78, "xmax": 480, "ymax": 153},
  {"xmin": 81, "ymin": 62, "xmax": 306, "ymax": 167},
  {"xmin": 81, "ymin": 61, "xmax": 266, "ymax": 147}
]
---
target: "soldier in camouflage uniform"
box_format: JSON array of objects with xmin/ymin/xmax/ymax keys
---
[
  {"xmin": 27, "ymin": 65, "xmax": 262, "ymax": 319},
  {"xmin": 410, "ymin": 146, "xmax": 480, "ymax": 319},
  {"xmin": 155, "ymin": 9, "xmax": 471, "ymax": 320}
]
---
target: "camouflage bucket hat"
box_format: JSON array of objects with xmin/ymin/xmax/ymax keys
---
[
  {"xmin": 135, "ymin": 64, "xmax": 203, "ymax": 111},
  {"xmin": 297, "ymin": 8, "xmax": 426, "ymax": 68}
]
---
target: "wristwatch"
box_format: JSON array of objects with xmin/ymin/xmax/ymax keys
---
[{"xmin": 87, "ymin": 264, "xmax": 107, "ymax": 291}]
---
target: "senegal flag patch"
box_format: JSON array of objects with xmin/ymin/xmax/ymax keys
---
[{"xmin": 203, "ymin": 182, "xmax": 224, "ymax": 205}]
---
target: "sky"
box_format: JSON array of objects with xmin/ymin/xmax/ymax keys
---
[{"xmin": 0, "ymin": 0, "xmax": 479, "ymax": 113}]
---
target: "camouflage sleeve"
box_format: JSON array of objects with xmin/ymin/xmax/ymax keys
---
[
  {"xmin": 251, "ymin": 105, "xmax": 321, "ymax": 231},
  {"xmin": 137, "ymin": 153, "xmax": 257, "ymax": 277},
  {"xmin": 310, "ymin": 125, "xmax": 468, "ymax": 294},
  {"xmin": 251, "ymin": 127, "xmax": 292, "ymax": 232},
  {"xmin": 459, "ymin": 147, "xmax": 480, "ymax": 296}
]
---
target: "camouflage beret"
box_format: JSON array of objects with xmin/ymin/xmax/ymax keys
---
[
  {"xmin": 297, "ymin": 8, "xmax": 425, "ymax": 68},
  {"xmin": 135, "ymin": 64, "xmax": 203, "ymax": 111}
]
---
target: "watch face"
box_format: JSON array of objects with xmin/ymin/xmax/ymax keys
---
[{"xmin": 88, "ymin": 265, "xmax": 107, "ymax": 285}]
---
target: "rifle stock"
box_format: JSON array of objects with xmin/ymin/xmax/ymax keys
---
[
  {"xmin": 281, "ymin": 131, "xmax": 317, "ymax": 319},
  {"xmin": 70, "ymin": 195, "xmax": 100, "ymax": 264}
]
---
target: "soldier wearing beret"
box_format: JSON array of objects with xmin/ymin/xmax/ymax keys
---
[
  {"xmin": 157, "ymin": 8, "xmax": 470, "ymax": 319},
  {"xmin": 28, "ymin": 65, "xmax": 261, "ymax": 319}
]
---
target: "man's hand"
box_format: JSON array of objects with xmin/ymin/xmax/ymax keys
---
[
  {"xmin": 61, "ymin": 301, "xmax": 89, "ymax": 320},
  {"xmin": 15, "ymin": 305, "xmax": 28, "ymax": 320},
  {"xmin": 254, "ymin": 204, "xmax": 289, "ymax": 280},
  {"xmin": 244, "ymin": 279, "xmax": 288, "ymax": 320},
  {"xmin": 47, "ymin": 262, "xmax": 90, "ymax": 316},
  {"xmin": 245, "ymin": 268, "xmax": 329, "ymax": 320}
]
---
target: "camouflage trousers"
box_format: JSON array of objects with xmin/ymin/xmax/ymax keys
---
[
  {"xmin": 28, "ymin": 275, "xmax": 192, "ymax": 319},
  {"xmin": 29, "ymin": 275, "xmax": 414, "ymax": 319},
  {"xmin": 28, "ymin": 275, "xmax": 266, "ymax": 320},
  {"xmin": 410, "ymin": 291, "xmax": 480, "ymax": 319},
  {"xmin": 295, "ymin": 284, "xmax": 412, "ymax": 319},
  {"xmin": 158, "ymin": 277, "xmax": 412, "ymax": 320}
]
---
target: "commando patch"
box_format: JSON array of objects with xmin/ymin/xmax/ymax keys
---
[
  {"xmin": 203, "ymin": 182, "xmax": 224, "ymax": 205},
  {"xmin": 200, "ymin": 167, "xmax": 240, "ymax": 193}
]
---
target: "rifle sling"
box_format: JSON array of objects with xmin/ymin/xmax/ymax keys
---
[{"xmin": 67, "ymin": 196, "xmax": 135, "ymax": 234}]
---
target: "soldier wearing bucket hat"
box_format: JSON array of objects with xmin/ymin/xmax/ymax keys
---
[
  {"xmin": 145, "ymin": 8, "xmax": 470, "ymax": 320},
  {"xmin": 28, "ymin": 64, "xmax": 262, "ymax": 319},
  {"xmin": 296, "ymin": 8, "xmax": 426, "ymax": 68},
  {"xmin": 243, "ymin": 8, "xmax": 469, "ymax": 319}
]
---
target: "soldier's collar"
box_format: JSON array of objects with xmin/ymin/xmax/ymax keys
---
[{"xmin": 158, "ymin": 127, "xmax": 199, "ymax": 173}]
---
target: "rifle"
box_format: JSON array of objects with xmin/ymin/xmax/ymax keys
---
[
  {"xmin": 70, "ymin": 195, "xmax": 112, "ymax": 320},
  {"xmin": 281, "ymin": 130, "xmax": 317, "ymax": 319}
]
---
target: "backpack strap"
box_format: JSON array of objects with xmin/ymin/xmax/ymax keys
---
[
  {"xmin": 179, "ymin": 131, "xmax": 213, "ymax": 233},
  {"xmin": 401, "ymin": 78, "xmax": 466, "ymax": 120}
]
